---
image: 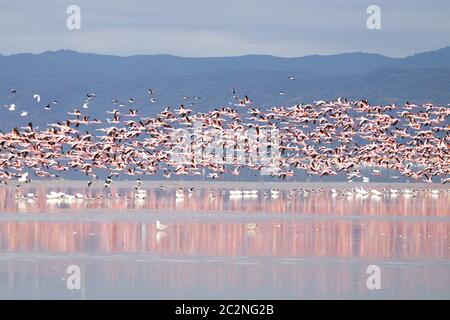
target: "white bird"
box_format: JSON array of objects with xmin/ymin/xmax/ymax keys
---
[
  {"xmin": 20, "ymin": 111, "xmax": 28, "ymax": 117},
  {"xmin": 156, "ymin": 220, "xmax": 168, "ymax": 231},
  {"xmin": 355, "ymin": 187, "xmax": 369, "ymax": 196},
  {"xmin": 246, "ymin": 223, "xmax": 258, "ymax": 230},
  {"xmin": 26, "ymin": 193, "xmax": 36, "ymax": 199},
  {"xmin": 370, "ymin": 189, "xmax": 383, "ymax": 196},
  {"xmin": 314, "ymin": 100, "xmax": 327, "ymax": 106},
  {"xmin": 18, "ymin": 172, "xmax": 29, "ymax": 183},
  {"xmin": 175, "ymin": 188, "xmax": 185, "ymax": 198},
  {"xmin": 46, "ymin": 191, "xmax": 66, "ymax": 199},
  {"xmin": 135, "ymin": 192, "xmax": 146, "ymax": 200},
  {"xmin": 5, "ymin": 104, "xmax": 15, "ymax": 111}
]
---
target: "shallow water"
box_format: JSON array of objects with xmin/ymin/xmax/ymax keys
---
[{"xmin": 0, "ymin": 184, "xmax": 449, "ymax": 299}]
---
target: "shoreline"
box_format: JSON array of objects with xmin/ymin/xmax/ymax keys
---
[{"xmin": 6, "ymin": 179, "xmax": 449, "ymax": 190}]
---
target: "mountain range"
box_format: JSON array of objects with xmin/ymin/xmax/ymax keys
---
[{"xmin": 0, "ymin": 46, "xmax": 450, "ymax": 130}]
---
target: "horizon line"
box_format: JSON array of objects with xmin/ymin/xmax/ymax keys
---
[{"xmin": 1, "ymin": 45, "xmax": 449, "ymax": 60}]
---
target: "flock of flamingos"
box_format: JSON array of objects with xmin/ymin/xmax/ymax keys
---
[{"xmin": 1, "ymin": 88, "xmax": 449, "ymax": 200}]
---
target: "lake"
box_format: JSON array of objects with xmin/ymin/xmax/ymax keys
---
[{"xmin": 0, "ymin": 182, "xmax": 449, "ymax": 299}]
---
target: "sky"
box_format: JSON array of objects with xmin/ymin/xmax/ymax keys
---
[{"xmin": 0, "ymin": 0, "xmax": 449, "ymax": 58}]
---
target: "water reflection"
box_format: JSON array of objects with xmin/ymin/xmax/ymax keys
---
[
  {"xmin": 1, "ymin": 255, "xmax": 449, "ymax": 299},
  {"xmin": 0, "ymin": 220, "xmax": 449, "ymax": 259},
  {"xmin": 0, "ymin": 185, "xmax": 449, "ymax": 299},
  {"xmin": 1, "ymin": 186, "xmax": 449, "ymax": 217}
]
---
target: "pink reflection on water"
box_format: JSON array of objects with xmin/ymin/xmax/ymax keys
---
[
  {"xmin": 0, "ymin": 186, "xmax": 449, "ymax": 217},
  {"xmin": 0, "ymin": 186, "xmax": 449, "ymax": 260},
  {"xmin": 1, "ymin": 220, "xmax": 449, "ymax": 259}
]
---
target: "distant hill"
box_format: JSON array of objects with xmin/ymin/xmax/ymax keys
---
[{"xmin": 0, "ymin": 47, "xmax": 449, "ymax": 130}]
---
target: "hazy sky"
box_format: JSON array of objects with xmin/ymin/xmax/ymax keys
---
[{"xmin": 0, "ymin": 0, "xmax": 449, "ymax": 57}]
